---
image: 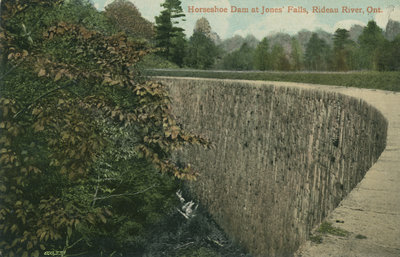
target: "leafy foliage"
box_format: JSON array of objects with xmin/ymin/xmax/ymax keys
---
[
  {"xmin": 184, "ymin": 32, "xmax": 219, "ymax": 69},
  {"xmin": 270, "ymin": 44, "xmax": 291, "ymax": 71},
  {"xmin": 194, "ymin": 18, "xmax": 212, "ymax": 37},
  {"xmin": 253, "ymin": 37, "xmax": 271, "ymax": 71},
  {"xmin": 290, "ymin": 38, "xmax": 304, "ymax": 71},
  {"xmin": 305, "ymin": 33, "xmax": 332, "ymax": 71},
  {"xmin": 139, "ymin": 54, "xmax": 180, "ymax": 69},
  {"xmin": 376, "ymin": 35, "xmax": 400, "ymax": 71},
  {"xmin": 105, "ymin": 0, "xmax": 154, "ymax": 40},
  {"xmin": 333, "ymin": 28, "xmax": 356, "ymax": 71},
  {"xmin": 0, "ymin": 0, "xmax": 209, "ymax": 256},
  {"xmin": 357, "ymin": 21, "xmax": 385, "ymax": 70},
  {"xmin": 221, "ymin": 43, "xmax": 255, "ymax": 70}
]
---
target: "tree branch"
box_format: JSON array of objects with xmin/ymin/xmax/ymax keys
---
[
  {"xmin": 65, "ymin": 251, "xmax": 89, "ymax": 257},
  {"xmin": 94, "ymin": 184, "xmax": 156, "ymax": 201},
  {"xmin": 174, "ymin": 242, "xmax": 194, "ymax": 250},
  {"xmin": 13, "ymin": 80, "xmax": 77, "ymax": 119},
  {"xmin": 92, "ymin": 173, "xmax": 100, "ymax": 207},
  {"xmin": 66, "ymin": 237, "xmax": 84, "ymax": 250},
  {"xmin": 0, "ymin": 58, "xmax": 27, "ymax": 81}
]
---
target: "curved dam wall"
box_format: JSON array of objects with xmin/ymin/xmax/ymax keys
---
[{"xmin": 158, "ymin": 78, "xmax": 388, "ymax": 257}]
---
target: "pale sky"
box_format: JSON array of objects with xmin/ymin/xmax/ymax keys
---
[{"xmin": 92, "ymin": 0, "xmax": 400, "ymax": 39}]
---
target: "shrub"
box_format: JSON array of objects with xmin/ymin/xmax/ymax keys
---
[{"xmin": 0, "ymin": 1, "xmax": 208, "ymax": 256}]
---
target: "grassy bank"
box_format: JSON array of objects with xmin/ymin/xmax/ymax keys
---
[{"xmin": 146, "ymin": 69, "xmax": 400, "ymax": 92}]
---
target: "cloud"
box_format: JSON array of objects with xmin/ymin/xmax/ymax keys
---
[
  {"xmin": 233, "ymin": 12, "xmax": 331, "ymax": 39},
  {"xmin": 181, "ymin": 0, "xmax": 232, "ymax": 38},
  {"xmin": 375, "ymin": 6, "xmax": 400, "ymax": 29},
  {"xmin": 333, "ymin": 20, "xmax": 366, "ymax": 31}
]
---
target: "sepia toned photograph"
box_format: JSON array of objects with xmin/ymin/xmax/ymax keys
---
[{"xmin": 0, "ymin": 0, "xmax": 399, "ymax": 256}]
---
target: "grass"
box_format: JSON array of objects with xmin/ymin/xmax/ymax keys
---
[
  {"xmin": 355, "ymin": 234, "xmax": 368, "ymax": 239},
  {"xmin": 139, "ymin": 54, "xmax": 179, "ymax": 69},
  {"xmin": 309, "ymin": 221, "xmax": 350, "ymax": 244},
  {"xmin": 309, "ymin": 235, "xmax": 323, "ymax": 244},
  {"xmin": 317, "ymin": 221, "xmax": 349, "ymax": 237},
  {"xmin": 146, "ymin": 69, "xmax": 400, "ymax": 92}
]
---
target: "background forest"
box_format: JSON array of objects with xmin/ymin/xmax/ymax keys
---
[{"xmin": 123, "ymin": 0, "xmax": 400, "ymax": 71}]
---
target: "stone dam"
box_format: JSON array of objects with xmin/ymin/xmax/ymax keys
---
[{"xmin": 157, "ymin": 77, "xmax": 388, "ymax": 257}]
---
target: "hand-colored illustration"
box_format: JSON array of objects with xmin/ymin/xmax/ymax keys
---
[{"xmin": 1, "ymin": 0, "xmax": 399, "ymax": 256}]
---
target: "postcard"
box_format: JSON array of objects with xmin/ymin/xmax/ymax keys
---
[{"xmin": 0, "ymin": 0, "xmax": 399, "ymax": 256}]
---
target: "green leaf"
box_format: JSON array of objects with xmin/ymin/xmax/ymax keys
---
[{"xmin": 33, "ymin": 250, "xmax": 39, "ymax": 257}]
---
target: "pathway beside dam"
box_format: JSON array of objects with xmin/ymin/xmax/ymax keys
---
[{"xmin": 288, "ymin": 83, "xmax": 400, "ymax": 257}]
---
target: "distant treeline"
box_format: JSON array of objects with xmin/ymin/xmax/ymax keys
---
[
  {"xmin": 129, "ymin": 0, "xmax": 400, "ymax": 72},
  {"xmin": 101, "ymin": 0, "xmax": 400, "ymax": 72},
  {"xmin": 163, "ymin": 20, "xmax": 400, "ymax": 72}
]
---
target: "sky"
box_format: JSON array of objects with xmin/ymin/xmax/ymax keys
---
[{"xmin": 92, "ymin": 0, "xmax": 400, "ymax": 40}]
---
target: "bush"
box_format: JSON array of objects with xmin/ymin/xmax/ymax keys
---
[{"xmin": 0, "ymin": 1, "xmax": 208, "ymax": 256}]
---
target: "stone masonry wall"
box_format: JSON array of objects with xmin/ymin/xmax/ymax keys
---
[{"xmin": 158, "ymin": 78, "xmax": 387, "ymax": 257}]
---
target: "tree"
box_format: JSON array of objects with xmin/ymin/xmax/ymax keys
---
[
  {"xmin": 0, "ymin": 1, "xmax": 209, "ymax": 256},
  {"xmin": 254, "ymin": 37, "xmax": 271, "ymax": 71},
  {"xmin": 169, "ymin": 30, "xmax": 187, "ymax": 67},
  {"xmin": 357, "ymin": 20, "xmax": 385, "ymax": 70},
  {"xmin": 305, "ymin": 33, "xmax": 332, "ymax": 71},
  {"xmin": 184, "ymin": 31, "xmax": 219, "ymax": 69},
  {"xmin": 377, "ymin": 35, "xmax": 400, "ymax": 71},
  {"xmin": 194, "ymin": 17, "xmax": 212, "ymax": 36},
  {"xmin": 222, "ymin": 43, "xmax": 255, "ymax": 70},
  {"xmin": 333, "ymin": 28, "xmax": 356, "ymax": 71},
  {"xmin": 290, "ymin": 38, "xmax": 303, "ymax": 71},
  {"xmin": 155, "ymin": 0, "xmax": 186, "ymax": 66},
  {"xmin": 270, "ymin": 44, "xmax": 291, "ymax": 71},
  {"xmin": 105, "ymin": 0, "xmax": 154, "ymax": 40}
]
